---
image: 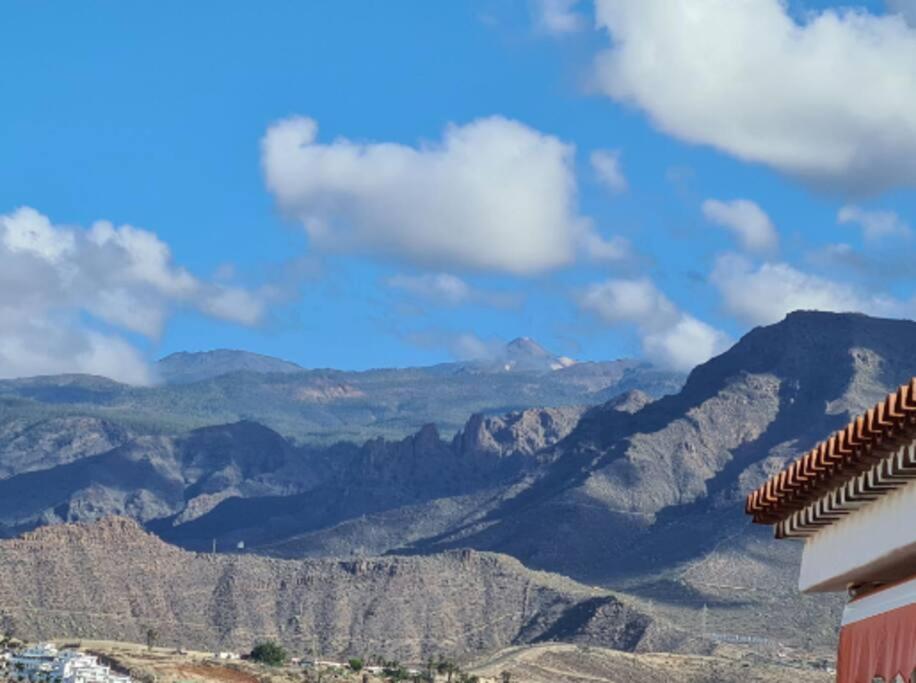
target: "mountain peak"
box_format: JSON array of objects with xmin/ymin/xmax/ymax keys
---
[
  {"xmin": 156, "ymin": 349, "xmax": 304, "ymax": 384},
  {"xmin": 498, "ymin": 337, "xmax": 577, "ymax": 372},
  {"xmin": 505, "ymin": 337, "xmax": 550, "ymax": 358}
]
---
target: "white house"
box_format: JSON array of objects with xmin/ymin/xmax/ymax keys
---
[
  {"xmin": 8, "ymin": 646, "xmax": 131, "ymax": 683},
  {"xmin": 9, "ymin": 644, "xmax": 60, "ymax": 678}
]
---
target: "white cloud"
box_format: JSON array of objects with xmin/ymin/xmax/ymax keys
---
[
  {"xmin": 579, "ymin": 278, "xmax": 729, "ymax": 370},
  {"xmin": 580, "ymin": 278, "xmax": 677, "ymax": 328},
  {"xmin": 590, "ymin": 149, "xmax": 628, "ymax": 193},
  {"xmin": 0, "ymin": 207, "xmax": 266, "ymax": 384},
  {"xmin": 579, "ymin": 231, "xmax": 631, "ymax": 263},
  {"xmin": 533, "ymin": 0, "xmax": 587, "ymax": 34},
  {"xmin": 387, "ymin": 272, "xmax": 523, "ymax": 309},
  {"xmin": 262, "ymin": 115, "xmax": 623, "ymax": 275},
  {"xmin": 702, "ymin": 199, "xmax": 778, "ymax": 253},
  {"xmin": 593, "ymin": 0, "xmax": 916, "ymax": 193},
  {"xmin": 837, "ymin": 205, "xmax": 911, "ymax": 240},
  {"xmin": 710, "ymin": 253, "xmax": 911, "ymax": 325},
  {"xmin": 643, "ymin": 316, "xmax": 729, "ymax": 375},
  {"xmin": 387, "ymin": 273, "xmax": 472, "ymax": 306}
]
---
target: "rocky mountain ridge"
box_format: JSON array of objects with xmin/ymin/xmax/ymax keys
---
[
  {"xmin": 154, "ymin": 311, "xmax": 913, "ymax": 653},
  {"xmin": 0, "ymin": 405, "xmax": 589, "ymax": 539},
  {"xmin": 0, "ymin": 340, "xmax": 682, "ymax": 443},
  {"xmin": 3, "ymin": 311, "xmax": 915, "ymax": 658},
  {"xmin": 0, "ymin": 518, "xmax": 685, "ymax": 662}
]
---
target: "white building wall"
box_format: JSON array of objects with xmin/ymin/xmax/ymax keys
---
[{"xmin": 800, "ymin": 475, "xmax": 916, "ymax": 592}]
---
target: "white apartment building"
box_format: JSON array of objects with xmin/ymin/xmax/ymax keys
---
[
  {"xmin": 9, "ymin": 643, "xmax": 60, "ymax": 678},
  {"xmin": 8, "ymin": 645, "xmax": 130, "ymax": 683}
]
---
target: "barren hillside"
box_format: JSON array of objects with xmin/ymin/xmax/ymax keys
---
[{"xmin": 0, "ymin": 518, "xmax": 684, "ymax": 663}]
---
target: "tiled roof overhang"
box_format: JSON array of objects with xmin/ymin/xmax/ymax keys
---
[{"xmin": 746, "ymin": 377, "xmax": 916, "ymax": 527}]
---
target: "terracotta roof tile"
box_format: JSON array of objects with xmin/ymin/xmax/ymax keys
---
[{"xmin": 746, "ymin": 377, "xmax": 916, "ymax": 525}]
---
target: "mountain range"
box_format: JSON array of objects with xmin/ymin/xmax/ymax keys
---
[
  {"xmin": 0, "ymin": 338, "xmax": 681, "ymax": 443},
  {"xmin": 2, "ymin": 311, "xmax": 915, "ymax": 666}
]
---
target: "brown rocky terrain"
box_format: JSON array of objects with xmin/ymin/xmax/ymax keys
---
[
  {"xmin": 0, "ymin": 518, "xmax": 685, "ymax": 663},
  {"xmin": 468, "ymin": 643, "xmax": 834, "ymax": 683},
  {"xmin": 38, "ymin": 640, "xmax": 834, "ymax": 683}
]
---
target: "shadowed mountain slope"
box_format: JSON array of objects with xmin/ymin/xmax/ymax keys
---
[{"xmin": 0, "ymin": 406, "xmax": 587, "ymax": 541}]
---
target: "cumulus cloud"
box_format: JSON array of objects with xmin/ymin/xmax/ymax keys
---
[
  {"xmin": 702, "ymin": 199, "xmax": 778, "ymax": 253},
  {"xmin": 837, "ymin": 205, "xmax": 911, "ymax": 240},
  {"xmin": 593, "ymin": 0, "xmax": 916, "ymax": 193},
  {"xmin": 579, "ymin": 278, "xmax": 729, "ymax": 370},
  {"xmin": 262, "ymin": 115, "xmax": 621, "ymax": 275},
  {"xmin": 0, "ymin": 207, "xmax": 265, "ymax": 384},
  {"xmin": 590, "ymin": 149, "xmax": 628, "ymax": 193},
  {"xmin": 710, "ymin": 253, "xmax": 912, "ymax": 326},
  {"xmin": 532, "ymin": 0, "xmax": 587, "ymax": 34}
]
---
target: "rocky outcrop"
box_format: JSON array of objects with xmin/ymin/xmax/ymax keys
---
[
  {"xmin": 0, "ymin": 416, "xmax": 131, "ymax": 479},
  {"xmin": 454, "ymin": 407, "xmax": 587, "ymax": 460},
  {"xmin": 0, "ymin": 402, "xmax": 591, "ymax": 544}
]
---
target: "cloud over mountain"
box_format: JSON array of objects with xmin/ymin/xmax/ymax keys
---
[
  {"xmin": 0, "ymin": 207, "xmax": 265, "ymax": 384},
  {"xmin": 262, "ymin": 115, "xmax": 622, "ymax": 275},
  {"xmin": 593, "ymin": 0, "xmax": 916, "ymax": 194},
  {"xmin": 710, "ymin": 253, "xmax": 916, "ymax": 326},
  {"xmin": 579, "ymin": 277, "xmax": 729, "ymax": 371}
]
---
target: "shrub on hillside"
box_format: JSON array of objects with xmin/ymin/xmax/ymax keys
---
[{"xmin": 249, "ymin": 641, "xmax": 288, "ymax": 667}]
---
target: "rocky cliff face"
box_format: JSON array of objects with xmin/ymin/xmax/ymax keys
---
[
  {"xmin": 0, "ymin": 518, "xmax": 682, "ymax": 662},
  {"xmin": 379, "ymin": 311, "xmax": 916, "ymax": 650},
  {"xmin": 452, "ymin": 406, "xmax": 586, "ymax": 460},
  {"xmin": 409, "ymin": 312, "xmax": 916, "ymax": 567},
  {"xmin": 0, "ymin": 405, "xmax": 586, "ymax": 542}
]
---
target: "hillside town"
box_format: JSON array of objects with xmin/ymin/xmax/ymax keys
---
[
  {"xmin": 0, "ymin": 643, "xmax": 131, "ymax": 683},
  {"xmin": 0, "ymin": 639, "xmax": 480, "ymax": 683}
]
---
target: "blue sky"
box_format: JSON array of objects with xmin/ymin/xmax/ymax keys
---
[{"xmin": 1, "ymin": 0, "xmax": 915, "ymax": 381}]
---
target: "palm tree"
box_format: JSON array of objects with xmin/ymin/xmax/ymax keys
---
[{"xmin": 145, "ymin": 627, "xmax": 159, "ymax": 652}]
